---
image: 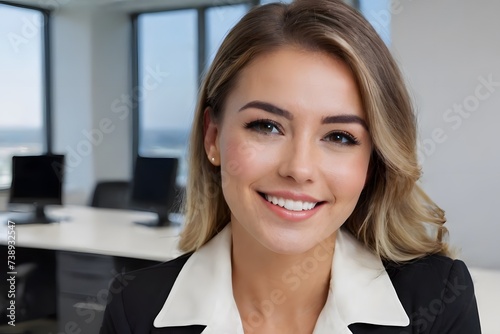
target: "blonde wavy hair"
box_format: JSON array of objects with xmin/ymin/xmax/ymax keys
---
[{"xmin": 178, "ymin": 0, "xmax": 450, "ymax": 262}]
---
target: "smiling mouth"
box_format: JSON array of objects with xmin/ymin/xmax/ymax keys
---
[{"xmin": 261, "ymin": 193, "xmax": 323, "ymax": 212}]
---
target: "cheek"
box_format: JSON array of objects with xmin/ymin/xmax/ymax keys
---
[
  {"xmin": 219, "ymin": 133, "xmax": 273, "ymax": 183},
  {"xmin": 321, "ymin": 153, "xmax": 370, "ymax": 197}
]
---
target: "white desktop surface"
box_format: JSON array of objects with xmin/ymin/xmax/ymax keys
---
[{"xmin": 0, "ymin": 205, "xmax": 184, "ymax": 261}]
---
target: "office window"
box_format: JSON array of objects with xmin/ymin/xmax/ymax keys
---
[
  {"xmin": 0, "ymin": 4, "xmax": 49, "ymax": 189},
  {"xmin": 206, "ymin": 4, "xmax": 249, "ymax": 67},
  {"xmin": 134, "ymin": 3, "xmax": 253, "ymax": 184},
  {"xmin": 136, "ymin": 9, "xmax": 197, "ymax": 183}
]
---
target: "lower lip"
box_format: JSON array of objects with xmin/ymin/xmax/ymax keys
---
[{"xmin": 260, "ymin": 195, "xmax": 322, "ymax": 222}]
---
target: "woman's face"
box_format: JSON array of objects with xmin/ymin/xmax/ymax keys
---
[{"xmin": 205, "ymin": 47, "xmax": 372, "ymax": 255}]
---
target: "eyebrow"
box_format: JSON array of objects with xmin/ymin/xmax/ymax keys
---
[
  {"xmin": 322, "ymin": 114, "xmax": 368, "ymax": 130},
  {"xmin": 238, "ymin": 100, "xmax": 368, "ymax": 130},
  {"xmin": 239, "ymin": 101, "xmax": 293, "ymax": 120}
]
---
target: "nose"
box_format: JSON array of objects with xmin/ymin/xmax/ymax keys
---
[{"xmin": 278, "ymin": 139, "xmax": 316, "ymax": 184}]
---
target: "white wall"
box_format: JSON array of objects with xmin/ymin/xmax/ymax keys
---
[
  {"xmin": 51, "ymin": 5, "xmax": 95, "ymax": 203},
  {"xmin": 51, "ymin": 3, "xmax": 131, "ymax": 205},
  {"xmin": 89, "ymin": 9, "xmax": 131, "ymax": 182},
  {"xmin": 391, "ymin": 0, "xmax": 500, "ymax": 269}
]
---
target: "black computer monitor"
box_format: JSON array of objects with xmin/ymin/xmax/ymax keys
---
[
  {"xmin": 8, "ymin": 154, "xmax": 65, "ymax": 224},
  {"xmin": 129, "ymin": 156, "xmax": 179, "ymax": 227}
]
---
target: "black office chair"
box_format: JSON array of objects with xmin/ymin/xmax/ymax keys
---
[{"xmin": 90, "ymin": 181, "xmax": 131, "ymax": 209}]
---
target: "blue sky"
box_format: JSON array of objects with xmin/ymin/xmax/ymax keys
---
[{"xmin": 0, "ymin": 4, "xmax": 43, "ymax": 129}]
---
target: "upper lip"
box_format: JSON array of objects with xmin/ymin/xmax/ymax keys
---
[{"xmin": 259, "ymin": 190, "xmax": 323, "ymax": 203}]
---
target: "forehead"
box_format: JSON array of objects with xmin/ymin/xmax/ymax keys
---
[{"xmin": 224, "ymin": 47, "xmax": 364, "ymax": 119}]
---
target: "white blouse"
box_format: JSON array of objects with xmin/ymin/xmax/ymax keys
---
[{"xmin": 153, "ymin": 224, "xmax": 409, "ymax": 334}]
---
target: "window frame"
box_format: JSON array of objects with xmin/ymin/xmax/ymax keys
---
[
  {"xmin": 130, "ymin": 1, "xmax": 259, "ymax": 168},
  {"xmin": 0, "ymin": 2, "xmax": 52, "ymax": 190}
]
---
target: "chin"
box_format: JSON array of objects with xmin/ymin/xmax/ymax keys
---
[{"xmin": 259, "ymin": 231, "xmax": 324, "ymax": 256}]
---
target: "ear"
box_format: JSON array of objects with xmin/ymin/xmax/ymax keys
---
[{"xmin": 203, "ymin": 107, "xmax": 220, "ymax": 166}]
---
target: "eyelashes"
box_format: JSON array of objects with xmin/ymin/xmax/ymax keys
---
[
  {"xmin": 243, "ymin": 119, "xmax": 360, "ymax": 146},
  {"xmin": 324, "ymin": 130, "xmax": 360, "ymax": 146},
  {"xmin": 244, "ymin": 119, "xmax": 282, "ymax": 135}
]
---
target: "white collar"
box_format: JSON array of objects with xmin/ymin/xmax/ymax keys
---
[{"xmin": 154, "ymin": 224, "xmax": 409, "ymax": 333}]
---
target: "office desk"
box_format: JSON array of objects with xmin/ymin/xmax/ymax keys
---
[
  {"xmin": 0, "ymin": 205, "xmax": 184, "ymax": 261},
  {"xmin": 0, "ymin": 205, "xmax": 184, "ymax": 333}
]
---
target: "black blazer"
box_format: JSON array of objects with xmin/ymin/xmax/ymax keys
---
[{"xmin": 99, "ymin": 253, "xmax": 481, "ymax": 334}]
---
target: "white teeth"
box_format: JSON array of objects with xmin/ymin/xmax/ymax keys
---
[{"xmin": 264, "ymin": 194, "xmax": 317, "ymax": 211}]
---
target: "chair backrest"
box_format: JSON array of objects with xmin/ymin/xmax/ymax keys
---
[{"xmin": 90, "ymin": 181, "xmax": 131, "ymax": 209}]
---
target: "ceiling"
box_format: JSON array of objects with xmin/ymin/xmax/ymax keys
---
[{"xmin": 3, "ymin": 0, "xmax": 253, "ymax": 13}]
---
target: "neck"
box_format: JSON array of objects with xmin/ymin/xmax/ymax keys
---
[{"xmin": 231, "ymin": 223, "xmax": 336, "ymax": 332}]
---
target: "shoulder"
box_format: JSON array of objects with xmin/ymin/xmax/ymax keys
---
[
  {"xmin": 100, "ymin": 252, "xmax": 192, "ymax": 334},
  {"xmin": 386, "ymin": 254, "xmax": 461, "ymax": 283},
  {"xmin": 119, "ymin": 252, "xmax": 192, "ymax": 304},
  {"xmin": 385, "ymin": 254, "xmax": 471, "ymax": 297},
  {"xmin": 384, "ymin": 254, "xmax": 481, "ymax": 333},
  {"xmin": 119, "ymin": 252, "xmax": 192, "ymax": 299}
]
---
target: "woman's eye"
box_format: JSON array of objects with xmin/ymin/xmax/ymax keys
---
[
  {"xmin": 324, "ymin": 131, "xmax": 360, "ymax": 146},
  {"xmin": 244, "ymin": 120, "xmax": 281, "ymax": 134}
]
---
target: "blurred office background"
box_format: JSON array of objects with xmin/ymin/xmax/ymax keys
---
[
  {"xmin": 0, "ymin": 1, "xmax": 499, "ymax": 330},
  {"xmin": 1, "ymin": 0, "xmax": 499, "ymax": 265}
]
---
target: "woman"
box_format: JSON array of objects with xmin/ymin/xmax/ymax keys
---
[{"xmin": 101, "ymin": 0, "xmax": 481, "ymax": 333}]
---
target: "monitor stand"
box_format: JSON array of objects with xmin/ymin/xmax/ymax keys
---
[
  {"xmin": 8, "ymin": 204, "xmax": 60, "ymax": 225},
  {"xmin": 134, "ymin": 212, "xmax": 179, "ymax": 227}
]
